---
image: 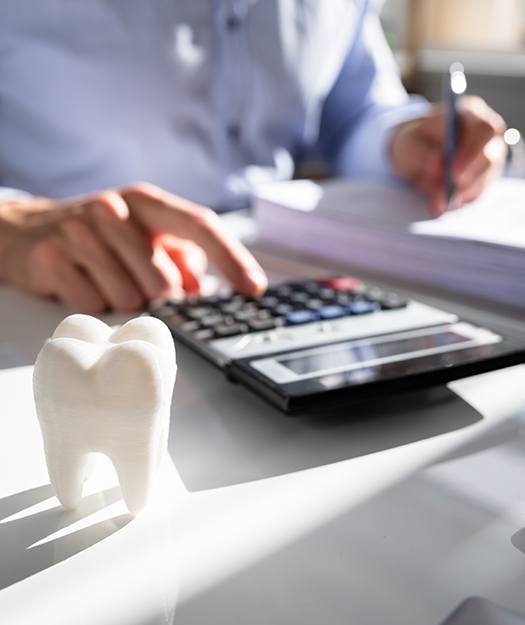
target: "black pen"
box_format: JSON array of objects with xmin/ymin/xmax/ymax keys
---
[{"xmin": 443, "ymin": 62, "xmax": 467, "ymax": 210}]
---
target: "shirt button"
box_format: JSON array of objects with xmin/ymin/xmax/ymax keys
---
[
  {"xmin": 225, "ymin": 13, "xmax": 242, "ymax": 30},
  {"xmin": 227, "ymin": 123, "xmax": 241, "ymax": 141}
]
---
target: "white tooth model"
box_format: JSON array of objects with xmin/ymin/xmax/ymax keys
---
[{"xmin": 33, "ymin": 314, "xmax": 176, "ymax": 515}]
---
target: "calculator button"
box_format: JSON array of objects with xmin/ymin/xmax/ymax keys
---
[
  {"xmin": 258, "ymin": 295, "xmax": 279, "ymax": 309},
  {"xmin": 285, "ymin": 310, "xmax": 319, "ymax": 325},
  {"xmin": 158, "ymin": 278, "xmax": 413, "ymax": 348},
  {"xmin": 364, "ymin": 287, "xmax": 385, "ymax": 303},
  {"xmin": 154, "ymin": 304, "xmax": 174, "ymax": 317},
  {"xmin": 200, "ymin": 314, "xmax": 225, "ymax": 328},
  {"xmin": 163, "ymin": 312, "xmax": 187, "ymax": 326},
  {"xmin": 306, "ymin": 298, "xmax": 324, "ymax": 310},
  {"xmin": 199, "ymin": 295, "xmax": 224, "ymax": 305},
  {"xmin": 180, "ymin": 320, "xmax": 201, "ymax": 333},
  {"xmin": 318, "ymin": 288, "xmax": 336, "ymax": 301},
  {"xmin": 275, "ymin": 285, "xmax": 293, "ymax": 297},
  {"xmin": 346, "ymin": 301, "xmax": 377, "ymax": 315},
  {"xmin": 234, "ymin": 308, "xmax": 259, "ymax": 322},
  {"xmin": 274, "ymin": 303, "xmax": 293, "ymax": 315},
  {"xmin": 380, "ymin": 295, "xmax": 408, "ymax": 310},
  {"xmin": 185, "ymin": 306, "xmax": 216, "ymax": 320},
  {"xmin": 321, "ymin": 277, "xmax": 364, "ymax": 292},
  {"xmin": 219, "ymin": 300, "xmax": 245, "ymax": 314},
  {"xmin": 334, "ymin": 293, "xmax": 353, "ymax": 305},
  {"xmin": 214, "ymin": 323, "xmax": 248, "ymax": 338},
  {"xmin": 259, "ymin": 309, "xmax": 273, "ymax": 318},
  {"xmin": 318, "ymin": 305, "xmax": 347, "ymax": 320},
  {"xmin": 248, "ymin": 318, "xmax": 281, "ymax": 332},
  {"xmin": 289, "ymin": 291, "xmax": 309, "ymax": 305},
  {"xmin": 192, "ymin": 328, "xmax": 215, "ymax": 341},
  {"xmin": 302, "ymin": 280, "xmax": 322, "ymax": 294}
]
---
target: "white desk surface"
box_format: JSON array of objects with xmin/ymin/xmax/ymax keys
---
[{"xmin": 1, "ymin": 247, "xmax": 525, "ymax": 625}]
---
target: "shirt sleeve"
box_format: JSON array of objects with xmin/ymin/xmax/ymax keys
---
[{"xmin": 317, "ymin": 3, "xmax": 432, "ymax": 185}]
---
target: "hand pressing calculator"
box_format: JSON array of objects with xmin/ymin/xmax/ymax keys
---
[{"xmin": 151, "ymin": 277, "xmax": 524, "ymax": 414}]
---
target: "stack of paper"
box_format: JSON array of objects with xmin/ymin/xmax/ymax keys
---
[{"xmin": 254, "ymin": 178, "xmax": 525, "ymax": 308}]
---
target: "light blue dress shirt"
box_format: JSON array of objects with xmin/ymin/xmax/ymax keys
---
[{"xmin": 0, "ymin": 0, "xmax": 428, "ymax": 210}]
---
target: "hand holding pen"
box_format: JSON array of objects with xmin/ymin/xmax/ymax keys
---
[{"xmin": 390, "ymin": 66, "xmax": 507, "ymax": 216}]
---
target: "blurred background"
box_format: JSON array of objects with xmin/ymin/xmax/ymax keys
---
[{"xmin": 381, "ymin": 0, "xmax": 525, "ymax": 133}]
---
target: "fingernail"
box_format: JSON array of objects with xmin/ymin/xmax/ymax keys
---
[
  {"xmin": 450, "ymin": 195, "xmax": 462, "ymax": 210},
  {"xmin": 92, "ymin": 196, "xmax": 129, "ymax": 221},
  {"xmin": 245, "ymin": 269, "xmax": 268, "ymax": 294}
]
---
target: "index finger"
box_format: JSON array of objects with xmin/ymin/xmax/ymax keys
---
[{"xmin": 121, "ymin": 183, "xmax": 267, "ymax": 295}]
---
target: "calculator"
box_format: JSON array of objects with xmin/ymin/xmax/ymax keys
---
[{"xmin": 150, "ymin": 276, "xmax": 524, "ymax": 414}]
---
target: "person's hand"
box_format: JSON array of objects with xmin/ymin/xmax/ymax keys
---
[
  {"xmin": 0, "ymin": 182, "xmax": 267, "ymax": 312},
  {"xmin": 390, "ymin": 96, "xmax": 507, "ymax": 216}
]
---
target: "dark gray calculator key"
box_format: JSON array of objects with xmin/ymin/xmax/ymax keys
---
[
  {"xmin": 303, "ymin": 280, "xmax": 322, "ymax": 294},
  {"xmin": 200, "ymin": 314, "xmax": 225, "ymax": 328},
  {"xmin": 275, "ymin": 285, "xmax": 293, "ymax": 297},
  {"xmin": 258, "ymin": 295, "xmax": 279, "ymax": 309},
  {"xmin": 289, "ymin": 292, "xmax": 309, "ymax": 304},
  {"xmin": 214, "ymin": 323, "xmax": 248, "ymax": 338},
  {"xmin": 154, "ymin": 304, "xmax": 175, "ymax": 317},
  {"xmin": 248, "ymin": 318, "xmax": 280, "ymax": 332},
  {"xmin": 274, "ymin": 303, "xmax": 293, "ymax": 315},
  {"xmin": 234, "ymin": 308, "xmax": 259, "ymax": 322},
  {"xmin": 163, "ymin": 312, "xmax": 187, "ymax": 326},
  {"xmin": 219, "ymin": 301, "xmax": 245, "ymax": 314},
  {"xmin": 185, "ymin": 306, "xmax": 216, "ymax": 320},
  {"xmin": 335, "ymin": 293, "xmax": 353, "ymax": 305},
  {"xmin": 180, "ymin": 320, "xmax": 201, "ymax": 333},
  {"xmin": 192, "ymin": 328, "xmax": 215, "ymax": 341},
  {"xmin": 319, "ymin": 288, "xmax": 335, "ymax": 300},
  {"xmin": 217, "ymin": 293, "xmax": 243, "ymax": 307},
  {"xmin": 306, "ymin": 298, "xmax": 324, "ymax": 310},
  {"xmin": 200, "ymin": 295, "xmax": 224, "ymax": 305}
]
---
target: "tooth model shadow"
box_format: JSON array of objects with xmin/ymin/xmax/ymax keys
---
[
  {"xmin": 33, "ymin": 315, "xmax": 177, "ymax": 515},
  {"xmin": 0, "ymin": 484, "xmax": 127, "ymax": 590},
  {"xmin": 511, "ymin": 527, "xmax": 525, "ymax": 556}
]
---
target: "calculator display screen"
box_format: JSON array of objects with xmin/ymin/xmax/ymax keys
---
[{"xmin": 278, "ymin": 331, "xmax": 466, "ymax": 375}]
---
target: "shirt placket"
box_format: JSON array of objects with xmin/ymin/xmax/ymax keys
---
[{"xmin": 212, "ymin": 0, "xmax": 253, "ymax": 210}]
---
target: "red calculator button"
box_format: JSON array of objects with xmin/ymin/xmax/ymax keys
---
[{"xmin": 321, "ymin": 277, "xmax": 364, "ymax": 292}]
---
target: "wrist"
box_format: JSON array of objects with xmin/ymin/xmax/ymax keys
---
[
  {"xmin": 0, "ymin": 198, "xmax": 51, "ymax": 282},
  {"xmin": 0, "ymin": 202, "xmax": 22, "ymax": 281},
  {"xmin": 389, "ymin": 119, "xmax": 418, "ymax": 182}
]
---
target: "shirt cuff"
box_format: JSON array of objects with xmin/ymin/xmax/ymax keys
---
[
  {"xmin": 0, "ymin": 187, "xmax": 32, "ymax": 201},
  {"xmin": 334, "ymin": 97, "xmax": 433, "ymax": 185}
]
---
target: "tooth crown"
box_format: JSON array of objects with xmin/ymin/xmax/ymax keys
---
[{"xmin": 33, "ymin": 315, "xmax": 177, "ymax": 515}]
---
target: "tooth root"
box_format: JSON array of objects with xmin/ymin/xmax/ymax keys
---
[
  {"xmin": 84, "ymin": 454, "xmax": 96, "ymax": 481},
  {"xmin": 45, "ymin": 443, "xmax": 90, "ymax": 509},
  {"xmin": 111, "ymin": 450, "xmax": 158, "ymax": 516}
]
